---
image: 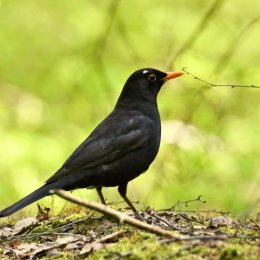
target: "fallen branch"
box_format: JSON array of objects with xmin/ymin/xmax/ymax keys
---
[
  {"xmin": 51, "ymin": 189, "xmax": 178, "ymax": 238},
  {"xmin": 182, "ymin": 67, "xmax": 260, "ymax": 89}
]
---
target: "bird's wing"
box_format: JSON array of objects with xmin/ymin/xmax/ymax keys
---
[{"xmin": 46, "ymin": 113, "xmax": 153, "ymax": 183}]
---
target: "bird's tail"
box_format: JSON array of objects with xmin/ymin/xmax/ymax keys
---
[{"xmin": 0, "ymin": 183, "xmax": 58, "ymax": 218}]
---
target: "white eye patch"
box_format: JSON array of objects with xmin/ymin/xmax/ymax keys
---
[{"xmin": 142, "ymin": 70, "xmax": 149, "ymax": 74}]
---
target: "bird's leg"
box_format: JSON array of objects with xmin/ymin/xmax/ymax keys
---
[
  {"xmin": 96, "ymin": 186, "xmax": 106, "ymax": 205},
  {"xmin": 118, "ymin": 184, "xmax": 142, "ymax": 220}
]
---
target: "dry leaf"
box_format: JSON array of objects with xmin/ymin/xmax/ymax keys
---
[
  {"xmin": 36, "ymin": 204, "xmax": 51, "ymax": 221},
  {"xmin": 0, "ymin": 226, "xmax": 13, "ymax": 238},
  {"xmin": 55, "ymin": 235, "xmax": 78, "ymax": 245},
  {"xmin": 209, "ymin": 216, "xmax": 233, "ymax": 228},
  {"xmin": 4, "ymin": 242, "xmax": 37, "ymax": 258},
  {"xmin": 79, "ymin": 242, "xmax": 106, "ymax": 255},
  {"xmin": 45, "ymin": 248, "xmax": 61, "ymax": 257},
  {"xmin": 65, "ymin": 241, "xmax": 85, "ymax": 250},
  {"xmin": 12, "ymin": 217, "xmax": 39, "ymax": 235},
  {"xmin": 3, "ymin": 235, "xmax": 79, "ymax": 259}
]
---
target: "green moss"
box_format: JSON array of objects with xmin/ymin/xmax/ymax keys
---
[
  {"xmin": 87, "ymin": 230, "xmax": 182, "ymax": 260},
  {"xmin": 1, "ymin": 210, "xmax": 259, "ymax": 260},
  {"xmin": 219, "ymin": 248, "xmax": 241, "ymax": 260}
]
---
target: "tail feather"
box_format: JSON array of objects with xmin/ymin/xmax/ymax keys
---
[{"xmin": 0, "ymin": 183, "xmax": 57, "ymax": 218}]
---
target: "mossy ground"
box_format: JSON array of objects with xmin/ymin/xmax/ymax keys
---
[{"xmin": 0, "ymin": 204, "xmax": 259, "ymax": 260}]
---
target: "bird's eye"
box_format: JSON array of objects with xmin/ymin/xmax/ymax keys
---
[{"xmin": 148, "ymin": 74, "xmax": 157, "ymax": 82}]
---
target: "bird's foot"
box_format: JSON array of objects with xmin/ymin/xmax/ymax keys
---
[{"xmin": 132, "ymin": 211, "xmax": 145, "ymax": 221}]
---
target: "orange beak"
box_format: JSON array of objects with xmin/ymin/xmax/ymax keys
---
[{"xmin": 163, "ymin": 71, "xmax": 184, "ymax": 81}]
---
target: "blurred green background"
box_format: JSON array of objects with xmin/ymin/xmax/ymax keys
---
[{"xmin": 0, "ymin": 0, "xmax": 259, "ymax": 217}]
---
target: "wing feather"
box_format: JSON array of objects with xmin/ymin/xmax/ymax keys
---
[{"xmin": 46, "ymin": 112, "xmax": 153, "ymax": 183}]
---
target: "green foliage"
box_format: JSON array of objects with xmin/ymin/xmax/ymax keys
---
[{"xmin": 0, "ymin": 0, "xmax": 259, "ymax": 215}]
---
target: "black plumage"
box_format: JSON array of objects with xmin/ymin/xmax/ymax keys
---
[{"xmin": 0, "ymin": 68, "xmax": 183, "ymax": 218}]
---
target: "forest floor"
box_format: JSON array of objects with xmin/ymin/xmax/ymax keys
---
[{"xmin": 0, "ymin": 193, "xmax": 259, "ymax": 260}]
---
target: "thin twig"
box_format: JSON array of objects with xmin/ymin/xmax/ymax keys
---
[
  {"xmin": 95, "ymin": 230, "xmax": 125, "ymax": 243},
  {"xmin": 150, "ymin": 212, "xmax": 191, "ymax": 233},
  {"xmin": 51, "ymin": 212, "xmax": 95, "ymax": 231},
  {"xmin": 158, "ymin": 209, "xmax": 231, "ymax": 214},
  {"xmin": 151, "ymin": 213, "xmax": 181, "ymax": 230},
  {"xmin": 1, "ymin": 214, "xmax": 94, "ymax": 242},
  {"xmin": 164, "ymin": 195, "xmax": 207, "ymax": 214},
  {"xmin": 92, "ymin": 0, "xmax": 121, "ymax": 93},
  {"xmin": 156, "ymin": 211, "xmax": 202, "ymax": 225},
  {"xmin": 183, "ymin": 67, "xmax": 260, "ymax": 89},
  {"xmin": 51, "ymin": 189, "xmax": 178, "ymax": 238},
  {"xmin": 173, "ymin": 195, "xmax": 207, "ymax": 209},
  {"xmin": 167, "ymin": 0, "xmax": 224, "ymax": 68},
  {"xmin": 160, "ymin": 234, "xmax": 260, "ymax": 244},
  {"xmin": 213, "ymin": 15, "xmax": 260, "ymax": 75}
]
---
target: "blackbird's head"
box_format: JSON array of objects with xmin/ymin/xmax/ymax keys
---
[{"xmin": 117, "ymin": 68, "xmax": 183, "ymax": 105}]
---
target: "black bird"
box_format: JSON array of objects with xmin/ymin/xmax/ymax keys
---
[{"xmin": 0, "ymin": 68, "xmax": 183, "ymax": 218}]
